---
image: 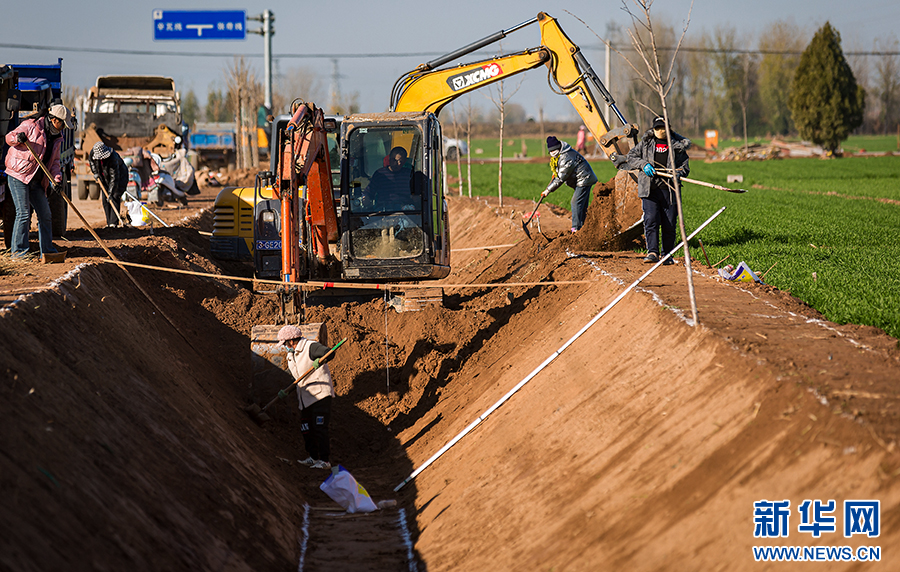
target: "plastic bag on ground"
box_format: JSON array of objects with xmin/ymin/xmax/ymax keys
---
[
  {"xmin": 319, "ymin": 465, "xmax": 377, "ymax": 513},
  {"xmin": 126, "ymin": 201, "xmax": 150, "ymax": 227},
  {"xmin": 718, "ymin": 261, "xmax": 763, "ymax": 283}
]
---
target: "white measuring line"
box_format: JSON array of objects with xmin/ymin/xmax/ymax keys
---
[
  {"xmin": 393, "ymin": 207, "xmax": 727, "ymax": 492},
  {"xmin": 451, "ymin": 243, "xmax": 519, "ymax": 252},
  {"xmin": 398, "ymin": 508, "xmax": 418, "ymax": 572},
  {"xmin": 296, "ymin": 503, "xmax": 310, "ymax": 572}
]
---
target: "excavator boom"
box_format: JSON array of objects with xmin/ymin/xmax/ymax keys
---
[
  {"xmin": 276, "ymin": 102, "xmax": 338, "ymax": 283},
  {"xmin": 391, "ymin": 12, "xmax": 637, "ymax": 161}
]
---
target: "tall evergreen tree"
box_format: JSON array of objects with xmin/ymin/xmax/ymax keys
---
[{"xmin": 789, "ymin": 22, "xmax": 865, "ymax": 154}]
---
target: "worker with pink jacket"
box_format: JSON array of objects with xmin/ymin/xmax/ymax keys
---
[{"xmin": 3, "ymin": 104, "xmax": 73, "ymax": 257}]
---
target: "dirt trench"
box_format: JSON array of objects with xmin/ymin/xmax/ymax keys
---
[{"xmin": 1, "ymin": 183, "xmax": 899, "ymax": 571}]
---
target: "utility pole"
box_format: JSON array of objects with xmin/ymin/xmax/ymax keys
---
[
  {"xmin": 330, "ymin": 59, "xmax": 341, "ymax": 111},
  {"xmin": 248, "ymin": 10, "xmax": 275, "ymax": 111}
]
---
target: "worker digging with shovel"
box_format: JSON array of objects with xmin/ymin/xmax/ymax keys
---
[
  {"xmin": 539, "ymin": 135, "xmax": 598, "ymax": 234},
  {"xmin": 278, "ymin": 325, "xmax": 338, "ymax": 471},
  {"xmin": 88, "ymin": 142, "xmax": 128, "ymax": 228}
]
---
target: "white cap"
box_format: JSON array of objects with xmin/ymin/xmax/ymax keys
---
[{"xmin": 48, "ymin": 104, "xmax": 74, "ymax": 129}]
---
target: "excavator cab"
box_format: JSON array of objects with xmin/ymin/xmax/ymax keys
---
[{"xmin": 339, "ymin": 112, "xmax": 450, "ymax": 281}]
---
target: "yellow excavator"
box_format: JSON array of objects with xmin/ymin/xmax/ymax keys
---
[
  {"xmin": 391, "ymin": 11, "xmax": 638, "ymax": 164},
  {"xmin": 213, "ymin": 11, "xmax": 639, "ymax": 292}
]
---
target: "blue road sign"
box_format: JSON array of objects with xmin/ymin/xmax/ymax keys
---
[{"xmin": 152, "ymin": 10, "xmax": 246, "ymax": 40}]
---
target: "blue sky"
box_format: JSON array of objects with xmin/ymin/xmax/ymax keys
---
[{"xmin": 3, "ymin": 0, "xmax": 898, "ymax": 121}]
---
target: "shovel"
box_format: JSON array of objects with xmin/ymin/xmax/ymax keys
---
[
  {"xmin": 522, "ymin": 193, "xmax": 546, "ymax": 239},
  {"xmin": 245, "ymin": 338, "xmax": 347, "ymax": 423},
  {"xmin": 94, "ymin": 176, "xmax": 126, "ymax": 227}
]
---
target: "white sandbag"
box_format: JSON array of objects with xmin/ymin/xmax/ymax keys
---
[
  {"xmin": 126, "ymin": 201, "xmax": 150, "ymax": 227},
  {"xmin": 319, "ymin": 465, "xmax": 377, "ymax": 514}
]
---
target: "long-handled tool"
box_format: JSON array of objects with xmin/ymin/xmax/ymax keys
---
[
  {"xmin": 245, "ymin": 338, "xmax": 347, "ymax": 423},
  {"xmin": 657, "ymin": 170, "xmax": 748, "ymax": 193},
  {"xmin": 94, "ymin": 176, "xmax": 126, "ymax": 227},
  {"xmin": 521, "ymin": 193, "xmax": 546, "ymax": 239},
  {"xmin": 22, "ymin": 139, "xmax": 197, "ymax": 350}
]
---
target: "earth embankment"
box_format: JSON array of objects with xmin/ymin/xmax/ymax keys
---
[{"xmin": 1, "ymin": 186, "xmax": 898, "ymax": 571}]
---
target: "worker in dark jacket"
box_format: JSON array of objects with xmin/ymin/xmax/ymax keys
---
[
  {"xmin": 541, "ymin": 135, "xmax": 598, "ymax": 232},
  {"xmin": 88, "ymin": 142, "xmax": 128, "ymax": 227},
  {"xmin": 625, "ymin": 116, "xmax": 691, "ymax": 264}
]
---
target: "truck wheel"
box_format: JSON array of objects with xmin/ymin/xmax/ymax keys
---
[
  {"xmin": 49, "ymin": 190, "xmax": 69, "ymax": 237},
  {"xmin": 88, "ymin": 182, "xmax": 100, "ymax": 200},
  {"xmin": 446, "ymin": 147, "xmax": 458, "ymax": 160},
  {"xmin": 77, "ymin": 178, "xmax": 88, "ymax": 200}
]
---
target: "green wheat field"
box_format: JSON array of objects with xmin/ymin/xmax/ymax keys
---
[{"xmin": 455, "ymin": 148, "xmax": 900, "ymax": 340}]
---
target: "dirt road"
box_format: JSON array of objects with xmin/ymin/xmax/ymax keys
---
[{"xmin": 1, "ymin": 180, "xmax": 897, "ymax": 570}]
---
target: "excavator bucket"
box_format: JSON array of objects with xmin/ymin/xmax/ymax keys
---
[{"xmin": 599, "ymin": 123, "xmax": 639, "ymax": 163}]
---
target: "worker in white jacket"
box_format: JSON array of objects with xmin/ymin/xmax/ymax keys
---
[{"xmin": 277, "ymin": 325, "xmax": 335, "ymax": 470}]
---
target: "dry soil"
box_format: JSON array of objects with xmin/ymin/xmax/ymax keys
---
[{"xmin": 1, "ymin": 175, "xmax": 898, "ymax": 571}]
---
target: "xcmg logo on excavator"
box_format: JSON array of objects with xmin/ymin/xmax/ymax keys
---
[{"xmin": 447, "ymin": 63, "xmax": 504, "ymax": 92}]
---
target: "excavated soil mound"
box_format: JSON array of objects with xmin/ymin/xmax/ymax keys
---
[{"xmin": 1, "ymin": 189, "xmax": 899, "ymax": 571}]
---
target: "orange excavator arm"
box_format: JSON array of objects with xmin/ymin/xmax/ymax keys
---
[
  {"xmin": 276, "ymin": 102, "xmax": 338, "ymax": 283},
  {"xmin": 391, "ymin": 12, "xmax": 637, "ymax": 161}
]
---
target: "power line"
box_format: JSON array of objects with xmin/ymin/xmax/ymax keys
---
[
  {"xmin": 0, "ymin": 42, "xmax": 444, "ymax": 59},
  {"xmin": 3, "ymin": 41, "xmax": 898, "ymax": 59}
]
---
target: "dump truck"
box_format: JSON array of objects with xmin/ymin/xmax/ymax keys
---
[
  {"xmin": 0, "ymin": 59, "xmax": 75, "ymax": 238},
  {"xmin": 189, "ymin": 122, "xmax": 236, "ymax": 169},
  {"xmin": 75, "ymin": 75, "xmax": 187, "ymax": 200}
]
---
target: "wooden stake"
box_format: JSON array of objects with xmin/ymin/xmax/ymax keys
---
[
  {"xmin": 698, "ymin": 238, "xmax": 712, "ymax": 267},
  {"xmin": 713, "ymin": 254, "xmax": 731, "ymax": 267},
  {"xmin": 760, "ymin": 262, "xmax": 777, "ymax": 281}
]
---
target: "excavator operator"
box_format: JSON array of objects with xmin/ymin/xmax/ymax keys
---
[{"xmin": 362, "ymin": 146, "xmax": 415, "ymax": 211}]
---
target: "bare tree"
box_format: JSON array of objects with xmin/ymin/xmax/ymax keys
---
[
  {"xmin": 486, "ymin": 67, "xmax": 524, "ymax": 208},
  {"xmin": 681, "ymin": 34, "xmax": 713, "ymax": 135},
  {"xmin": 450, "ymin": 103, "xmax": 464, "ymax": 196},
  {"xmin": 758, "ymin": 21, "xmax": 804, "ymax": 136},
  {"xmin": 487, "ymin": 76, "xmax": 522, "ymax": 207},
  {"xmin": 332, "ymin": 91, "xmax": 361, "ymax": 115},
  {"xmin": 465, "ymin": 95, "xmax": 474, "ymax": 197},
  {"xmin": 620, "ymin": 0, "xmax": 700, "ymax": 326},
  {"xmin": 273, "ymin": 66, "xmax": 325, "ymax": 115},
  {"xmin": 225, "ymin": 57, "xmax": 263, "ymax": 169},
  {"xmin": 537, "ymin": 98, "xmax": 546, "ymax": 157},
  {"xmin": 873, "ymin": 35, "xmax": 900, "ymax": 134}
]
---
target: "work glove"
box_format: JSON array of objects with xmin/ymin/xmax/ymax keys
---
[
  {"xmin": 642, "ymin": 163, "xmax": 656, "ymax": 177},
  {"xmin": 541, "ymin": 188, "xmax": 551, "ymax": 198},
  {"xmin": 312, "ymin": 358, "xmax": 320, "ymax": 369},
  {"xmin": 16, "ymin": 132, "xmax": 27, "ymax": 144}
]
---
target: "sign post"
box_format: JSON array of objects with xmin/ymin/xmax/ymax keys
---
[{"xmin": 152, "ymin": 10, "xmax": 247, "ymax": 40}]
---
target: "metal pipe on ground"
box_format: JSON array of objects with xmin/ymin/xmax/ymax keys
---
[{"xmin": 394, "ymin": 206, "xmax": 728, "ymax": 492}]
